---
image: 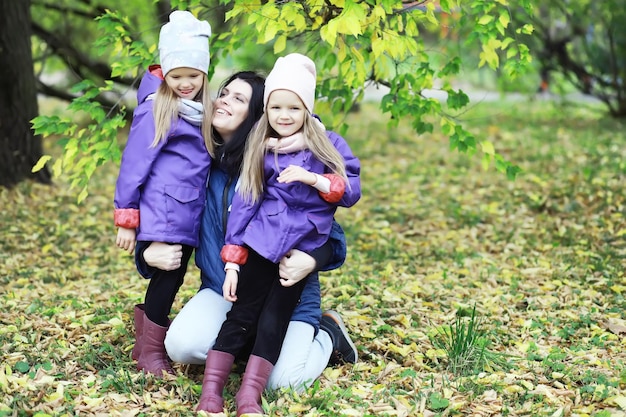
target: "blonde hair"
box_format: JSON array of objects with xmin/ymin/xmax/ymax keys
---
[
  {"xmin": 239, "ymin": 112, "xmax": 347, "ymax": 203},
  {"xmin": 151, "ymin": 76, "xmax": 215, "ymax": 157}
]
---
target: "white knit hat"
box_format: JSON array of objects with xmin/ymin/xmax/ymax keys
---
[
  {"xmin": 158, "ymin": 11, "xmax": 211, "ymax": 76},
  {"xmin": 264, "ymin": 53, "xmax": 316, "ymax": 113}
]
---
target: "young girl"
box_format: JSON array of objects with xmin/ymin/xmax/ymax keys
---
[
  {"xmin": 196, "ymin": 53, "xmax": 361, "ymax": 416},
  {"xmin": 113, "ymin": 10, "xmax": 212, "ymax": 377}
]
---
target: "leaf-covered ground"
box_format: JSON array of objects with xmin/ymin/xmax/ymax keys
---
[{"xmin": 1, "ymin": 100, "xmax": 625, "ymax": 417}]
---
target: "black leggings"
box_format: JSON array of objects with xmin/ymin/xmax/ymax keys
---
[
  {"xmin": 213, "ymin": 249, "xmax": 307, "ymax": 365},
  {"xmin": 136, "ymin": 241, "xmax": 193, "ymax": 327}
]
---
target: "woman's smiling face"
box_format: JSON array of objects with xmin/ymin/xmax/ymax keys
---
[{"xmin": 212, "ymin": 78, "xmax": 253, "ymax": 142}]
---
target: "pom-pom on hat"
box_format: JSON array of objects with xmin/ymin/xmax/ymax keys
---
[
  {"xmin": 264, "ymin": 53, "xmax": 316, "ymax": 113},
  {"xmin": 158, "ymin": 10, "xmax": 211, "ymax": 76}
]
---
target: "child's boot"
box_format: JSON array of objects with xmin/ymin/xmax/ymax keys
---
[
  {"xmin": 235, "ymin": 355, "xmax": 273, "ymax": 417},
  {"xmin": 131, "ymin": 304, "xmax": 145, "ymax": 361},
  {"xmin": 136, "ymin": 313, "xmax": 174, "ymax": 376},
  {"xmin": 196, "ymin": 350, "xmax": 236, "ymax": 415}
]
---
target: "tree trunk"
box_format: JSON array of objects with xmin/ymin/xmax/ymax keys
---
[{"xmin": 0, "ymin": 0, "xmax": 51, "ymax": 187}]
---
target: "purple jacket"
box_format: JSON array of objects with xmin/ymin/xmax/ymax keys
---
[
  {"xmin": 114, "ymin": 67, "xmax": 211, "ymax": 247},
  {"xmin": 225, "ymin": 131, "xmax": 360, "ymax": 263}
]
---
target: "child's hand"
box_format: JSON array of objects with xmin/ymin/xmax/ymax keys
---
[
  {"xmin": 277, "ymin": 165, "xmax": 317, "ymax": 186},
  {"xmin": 223, "ymin": 269, "xmax": 239, "ymax": 302},
  {"xmin": 116, "ymin": 227, "xmax": 136, "ymax": 254}
]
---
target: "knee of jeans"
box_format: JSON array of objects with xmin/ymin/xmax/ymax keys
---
[
  {"xmin": 164, "ymin": 328, "xmax": 205, "ymax": 365},
  {"xmin": 267, "ymin": 368, "xmax": 311, "ymax": 393}
]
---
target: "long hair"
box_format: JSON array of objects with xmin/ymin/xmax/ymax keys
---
[
  {"xmin": 239, "ymin": 111, "xmax": 347, "ymax": 203},
  {"xmin": 151, "ymin": 74, "xmax": 215, "ymax": 157},
  {"xmin": 213, "ymin": 71, "xmax": 265, "ymax": 176}
]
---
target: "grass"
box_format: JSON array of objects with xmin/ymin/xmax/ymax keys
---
[
  {"xmin": 429, "ymin": 305, "xmax": 513, "ymax": 376},
  {"xmin": 1, "ymin": 97, "xmax": 626, "ymax": 416}
]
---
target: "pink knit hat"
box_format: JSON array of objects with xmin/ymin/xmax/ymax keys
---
[{"xmin": 264, "ymin": 53, "xmax": 316, "ymax": 113}]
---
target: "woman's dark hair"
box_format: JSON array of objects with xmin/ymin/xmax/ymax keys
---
[{"xmin": 214, "ymin": 71, "xmax": 265, "ymax": 176}]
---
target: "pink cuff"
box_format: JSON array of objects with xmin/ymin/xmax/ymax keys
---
[
  {"xmin": 221, "ymin": 244, "xmax": 249, "ymax": 265},
  {"xmin": 319, "ymin": 174, "xmax": 346, "ymax": 203},
  {"xmin": 114, "ymin": 208, "xmax": 140, "ymax": 229}
]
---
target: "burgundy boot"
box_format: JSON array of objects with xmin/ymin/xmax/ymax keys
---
[
  {"xmin": 196, "ymin": 350, "xmax": 236, "ymax": 415},
  {"xmin": 131, "ymin": 304, "xmax": 145, "ymax": 361},
  {"xmin": 235, "ymin": 355, "xmax": 274, "ymax": 417},
  {"xmin": 136, "ymin": 313, "xmax": 174, "ymax": 377}
]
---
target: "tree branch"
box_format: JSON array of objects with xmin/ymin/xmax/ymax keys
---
[
  {"xmin": 31, "ymin": 22, "xmax": 136, "ymax": 87},
  {"xmin": 31, "ymin": 0, "xmax": 106, "ymax": 20},
  {"xmin": 36, "ymin": 79, "xmax": 133, "ymax": 121}
]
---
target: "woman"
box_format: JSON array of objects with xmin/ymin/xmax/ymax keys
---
[{"xmin": 137, "ymin": 71, "xmax": 357, "ymax": 391}]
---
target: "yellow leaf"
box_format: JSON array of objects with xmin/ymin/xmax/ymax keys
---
[
  {"xmin": 320, "ymin": 21, "xmax": 338, "ymax": 47},
  {"xmin": 498, "ymin": 10, "xmax": 511, "ymax": 28},
  {"xmin": 83, "ymin": 396, "xmax": 104, "ymax": 407},
  {"xmin": 613, "ymin": 395, "xmax": 626, "ymax": 410},
  {"xmin": 288, "ymin": 403, "xmax": 310, "ymax": 413},
  {"xmin": 107, "ymin": 317, "xmax": 124, "ymax": 327},
  {"xmin": 32, "ymin": 155, "xmax": 52, "ymax": 173},
  {"xmin": 478, "ymin": 15, "xmax": 494, "ymax": 25},
  {"xmin": 481, "ymin": 140, "xmax": 495, "ymax": 155}
]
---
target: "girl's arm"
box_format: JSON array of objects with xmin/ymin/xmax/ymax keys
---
[
  {"xmin": 220, "ymin": 190, "xmax": 262, "ymax": 265},
  {"xmin": 325, "ymin": 131, "xmax": 361, "ymax": 208},
  {"xmin": 113, "ymin": 103, "xmax": 163, "ymax": 227}
]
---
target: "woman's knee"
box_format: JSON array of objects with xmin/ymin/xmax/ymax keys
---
[{"xmin": 164, "ymin": 322, "xmax": 207, "ymax": 364}]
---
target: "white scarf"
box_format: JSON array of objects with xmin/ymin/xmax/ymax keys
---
[{"xmin": 178, "ymin": 98, "xmax": 204, "ymax": 126}]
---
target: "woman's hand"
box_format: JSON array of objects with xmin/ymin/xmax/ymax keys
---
[
  {"xmin": 278, "ymin": 249, "xmax": 316, "ymax": 287},
  {"xmin": 223, "ymin": 269, "xmax": 239, "ymax": 302},
  {"xmin": 116, "ymin": 227, "xmax": 136, "ymax": 254},
  {"xmin": 277, "ymin": 165, "xmax": 317, "ymax": 186},
  {"xmin": 143, "ymin": 242, "xmax": 183, "ymax": 271}
]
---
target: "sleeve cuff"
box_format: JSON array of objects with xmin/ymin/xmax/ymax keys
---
[
  {"xmin": 224, "ymin": 262, "xmax": 240, "ymax": 272},
  {"xmin": 319, "ymin": 174, "xmax": 346, "ymax": 203},
  {"xmin": 114, "ymin": 208, "xmax": 140, "ymax": 229},
  {"xmin": 221, "ymin": 244, "xmax": 249, "ymax": 265},
  {"xmin": 312, "ymin": 174, "xmax": 331, "ymax": 193}
]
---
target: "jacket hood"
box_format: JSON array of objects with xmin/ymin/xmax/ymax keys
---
[{"xmin": 136, "ymin": 65, "xmax": 164, "ymax": 104}]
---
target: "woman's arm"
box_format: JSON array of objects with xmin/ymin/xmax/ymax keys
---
[{"xmin": 278, "ymin": 219, "xmax": 346, "ymax": 286}]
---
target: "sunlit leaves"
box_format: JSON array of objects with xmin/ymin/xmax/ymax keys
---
[{"xmin": 220, "ymin": 0, "xmax": 528, "ymax": 183}]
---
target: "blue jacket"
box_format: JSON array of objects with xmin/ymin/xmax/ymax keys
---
[
  {"xmin": 225, "ymin": 131, "xmax": 360, "ymax": 263},
  {"xmin": 114, "ymin": 67, "xmax": 211, "ymax": 247},
  {"xmin": 195, "ymin": 162, "xmax": 347, "ymax": 330}
]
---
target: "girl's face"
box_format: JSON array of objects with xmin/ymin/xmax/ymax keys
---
[
  {"xmin": 164, "ymin": 67, "xmax": 205, "ymax": 100},
  {"xmin": 266, "ymin": 90, "xmax": 306, "ymax": 138},
  {"xmin": 212, "ymin": 78, "xmax": 253, "ymax": 142}
]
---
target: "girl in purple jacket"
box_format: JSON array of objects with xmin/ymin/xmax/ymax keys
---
[
  {"xmin": 196, "ymin": 53, "xmax": 361, "ymax": 416},
  {"xmin": 113, "ymin": 11, "xmax": 212, "ymax": 377}
]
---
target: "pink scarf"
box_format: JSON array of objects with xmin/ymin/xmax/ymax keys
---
[{"xmin": 267, "ymin": 132, "xmax": 307, "ymax": 154}]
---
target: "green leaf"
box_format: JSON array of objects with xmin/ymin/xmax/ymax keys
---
[
  {"xmin": 428, "ymin": 392, "xmax": 450, "ymax": 410},
  {"xmin": 14, "ymin": 361, "xmax": 30, "ymax": 373}
]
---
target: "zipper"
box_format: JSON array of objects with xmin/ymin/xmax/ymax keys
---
[{"xmin": 222, "ymin": 176, "xmax": 233, "ymax": 235}]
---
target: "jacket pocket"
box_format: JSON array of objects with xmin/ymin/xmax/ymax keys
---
[{"xmin": 164, "ymin": 185, "xmax": 202, "ymax": 235}]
